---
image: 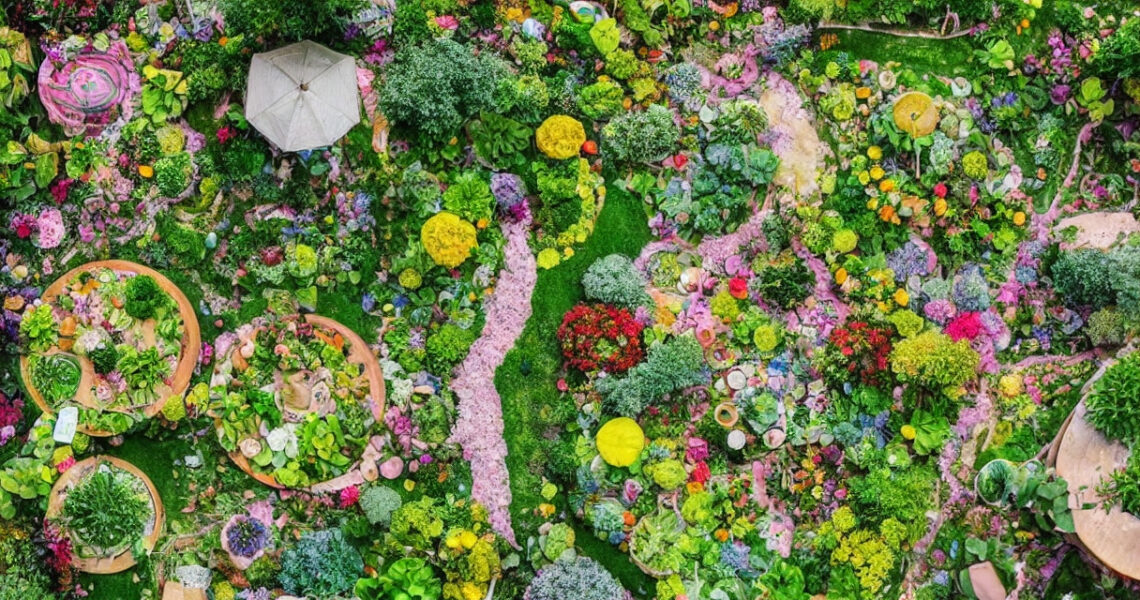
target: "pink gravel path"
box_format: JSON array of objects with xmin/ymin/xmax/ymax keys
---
[{"xmin": 448, "ymin": 216, "xmax": 535, "ymax": 546}]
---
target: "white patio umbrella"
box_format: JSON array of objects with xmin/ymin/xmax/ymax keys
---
[{"xmin": 245, "ymin": 40, "xmax": 360, "ymax": 152}]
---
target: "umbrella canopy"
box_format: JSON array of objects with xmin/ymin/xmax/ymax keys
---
[{"xmin": 245, "ymin": 41, "xmax": 360, "ymax": 152}]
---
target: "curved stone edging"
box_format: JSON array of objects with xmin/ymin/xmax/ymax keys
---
[{"xmin": 449, "ymin": 216, "xmax": 536, "ymax": 546}]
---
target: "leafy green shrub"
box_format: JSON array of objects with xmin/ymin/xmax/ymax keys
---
[
  {"xmin": 0, "ymin": 525, "xmax": 58, "ymax": 600},
  {"xmin": 426, "ymin": 324, "xmax": 477, "ymax": 372},
  {"xmin": 581, "ymin": 254, "xmax": 651, "ymax": 309},
  {"xmin": 389, "ymin": 496, "xmax": 445, "ymax": 548},
  {"xmin": 356, "ymin": 557, "xmax": 442, "ymax": 600},
  {"xmin": 159, "ymin": 216, "xmax": 207, "ymax": 266},
  {"xmin": 1050, "ymin": 248, "xmax": 1115, "ymax": 310},
  {"xmin": 601, "ymin": 104, "xmax": 679, "ymax": 164},
  {"xmin": 30, "ymin": 354, "xmax": 81, "ymax": 406},
  {"xmin": 576, "ymin": 79, "xmax": 624, "ymax": 119},
  {"xmin": 18, "ymin": 304, "xmax": 57, "ymax": 351},
  {"xmin": 1086, "ymin": 351, "xmax": 1140, "ymax": 448},
  {"xmin": 1102, "ymin": 456, "xmax": 1140, "ymax": 517},
  {"xmin": 87, "ymin": 344, "xmax": 120, "ymax": 375},
  {"xmin": 123, "ymin": 275, "xmax": 167, "ymax": 320},
  {"xmin": 62, "ymin": 468, "xmax": 150, "ymax": 550},
  {"xmin": 380, "ymin": 39, "xmax": 511, "ymax": 143},
  {"xmin": 360, "ymin": 484, "xmax": 403, "ymax": 527},
  {"xmin": 889, "ymin": 331, "xmax": 979, "ymax": 398},
  {"xmin": 848, "ymin": 463, "xmax": 937, "ymax": 543},
  {"xmin": 467, "ymin": 112, "xmax": 532, "ymax": 169},
  {"xmin": 1087, "ymin": 308, "xmax": 1128, "ymax": 347},
  {"xmin": 219, "ymin": 0, "xmax": 368, "ymax": 44},
  {"xmin": 442, "ymin": 172, "xmax": 495, "ymax": 223},
  {"xmin": 597, "ymin": 335, "xmax": 706, "ymax": 417},
  {"xmin": 1093, "ymin": 19, "xmax": 1140, "ymax": 79},
  {"xmin": 278, "ymin": 528, "xmax": 363, "ymax": 597},
  {"xmin": 753, "ymin": 250, "xmax": 814, "ymax": 309}
]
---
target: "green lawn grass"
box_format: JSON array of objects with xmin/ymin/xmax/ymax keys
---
[
  {"xmin": 824, "ymin": 28, "xmax": 976, "ymax": 76},
  {"xmin": 495, "ymin": 185, "xmax": 655, "ymax": 597}
]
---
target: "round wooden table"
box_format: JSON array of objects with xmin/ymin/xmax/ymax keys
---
[
  {"xmin": 19, "ymin": 260, "xmax": 201, "ymax": 436},
  {"xmin": 45, "ymin": 455, "xmax": 165, "ymax": 574},
  {"xmin": 217, "ymin": 314, "xmax": 385, "ymax": 491},
  {"xmin": 1052, "ymin": 357, "xmax": 1140, "ymax": 580}
]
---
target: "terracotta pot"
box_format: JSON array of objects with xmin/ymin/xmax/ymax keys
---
[{"xmin": 713, "ymin": 403, "xmax": 739, "ymax": 428}]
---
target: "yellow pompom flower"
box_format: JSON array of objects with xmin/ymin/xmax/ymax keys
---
[
  {"xmin": 1013, "ymin": 211, "xmax": 1026, "ymax": 226},
  {"xmin": 867, "ymin": 145, "xmax": 883, "ymax": 160},
  {"xmin": 901, "ymin": 424, "xmax": 916, "ymax": 440},
  {"xmin": 999, "ymin": 374, "xmax": 1024, "ymax": 398},
  {"xmin": 596, "ymin": 417, "xmax": 645, "ymax": 467},
  {"xmin": 537, "ymin": 248, "xmax": 561, "ymax": 270},
  {"xmin": 870, "ymin": 165, "xmax": 885, "ymax": 180},
  {"xmin": 893, "ymin": 288, "xmax": 909, "ymax": 306},
  {"xmin": 421, "ymin": 212, "xmax": 478, "ymax": 268},
  {"xmin": 536, "ymin": 115, "xmax": 587, "ymax": 159}
]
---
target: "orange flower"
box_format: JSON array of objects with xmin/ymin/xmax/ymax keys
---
[
  {"xmin": 219, "ymin": 36, "xmax": 228, "ymax": 46},
  {"xmin": 623, "ymin": 511, "xmax": 636, "ymax": 527},
  {"xmin": 1013, "ymin": 211, "xmax": 1026, "ymax": 226},
  {"xmin": 138, "ymin": 165, "xmax": 154, "ymax": 178},
  {"xmin": 835, "ymin": 268, "xmax": 848, "ymax": 285},
  {"xmin": 723, "ymin": 3, "xmax": 738, "ymax": 17},
  {"xmin": 878, "ymin": 179, "xmax": 895, "ymax": 193},
  {"xmin": 878, "ymin": 205, "xmax": 896, "ymax": 222},
  {"xmin": 714, "ymin": 529, "xmax": 730, "ymax": 542},
  {"xmin": 855, "ymin": 87, "xmax": 872, "ymax": 100}
]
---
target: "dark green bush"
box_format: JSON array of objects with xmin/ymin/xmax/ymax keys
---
[
  {"xmin": 379, "ymin": 39, "xmax": 511, "ymax": 143},
  {"xmin": 1086, "ymin": 351, "xmax": 1140, "ymax": 448},
  {"xmin": 278, "ymin": 528, "xmax": 362, "ymax": 597},
  {"xmin": 88, "ymin": 344, "xmax": 119, "ymax": 375},
  {"xmin": 123, "ymin": 275, "xmax": 167, "ymax": 320},
  {"xmin": 1049, "ymin": 248, "xmax": 1116, "ymax": 310}
]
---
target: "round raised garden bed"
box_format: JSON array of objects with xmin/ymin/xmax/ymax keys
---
[
  {"xmin": 45, "ymin": 455, "xmax": 164, "ymax": 574},
  {"xmin": 1051, "ymin": 358, "xmax": 1140, "ymax": 580},
  {"xmin": 19, "ymin": 260, "xmax": 201, "ymax": 437},
  {"xmin": 211, "ymin": 313, "xmax": 386, "ymax": 491}
]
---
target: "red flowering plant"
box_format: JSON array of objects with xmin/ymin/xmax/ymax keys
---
[
  {"xmin": 815, "ymin": 317, "xmax": 896, "ymax": 388},
  {"xmin": 556, "ymin": 303, "xmax": 645, "ymax": 373}
]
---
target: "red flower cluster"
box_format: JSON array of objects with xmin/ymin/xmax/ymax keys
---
[
  {"xmin": 556, "ymin": 303, "xmax": 645, "ymax": 373},
  {"xmin": 823, "ymin": 320, "xmax": 894, "ymax": 386},
  {"xmin": 945, "ymin": 311, "xmax": 984, "ymax": 341}
]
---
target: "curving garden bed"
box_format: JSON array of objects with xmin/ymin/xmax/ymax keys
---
[
  {"xmin": 211, "ymin": 313, "xmax": 385, "ymax": 491},
  {"xmin": 19, "ymin": 260, "xmax": 201, "ymax": 437},
  {"xmin": 45, "ymin": 455, "xmax": 164, "ymax": 574}
]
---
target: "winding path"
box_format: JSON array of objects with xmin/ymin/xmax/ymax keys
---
[{"xmin": 448, "ymin": 216, "xmax": 536, "ymax": 546}]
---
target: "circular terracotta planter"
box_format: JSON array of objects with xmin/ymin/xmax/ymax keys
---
[
  {"xmin": 19, "ymin": 260, "xmax": 201, "ymax": 437},
  {"xmin": 218, "ymin": 314, "xmax": 386, "ymax": 492},
  {"xmin": 45, "ymin": 455, "xmax": 164, "ymax": 574},
  {"xmin": 1053, "ymin": 399, "xmax": 1140, "ymax": 580},
  {"xmin": 1050, "ymin": 357, "xmax": 1140, "ymax": 580},
  {"xmin": 713, "ymin": 402, "xmax": 739, "ymax": 428}
]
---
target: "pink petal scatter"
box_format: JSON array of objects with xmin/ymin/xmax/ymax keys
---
[{"xmin": 448, "ymin": 216, "xmax": 536, "ymax": 546}]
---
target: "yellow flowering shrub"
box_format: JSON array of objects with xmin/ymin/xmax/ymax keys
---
[
  {"xmin": 536, "ymin": 115, "xmax": 586, "ymax": 159},
  {"xmin": 422, "ymin": 212, "xmax": 478, "ymax": 268}
]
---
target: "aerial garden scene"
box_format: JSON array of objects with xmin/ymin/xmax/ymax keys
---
[{"xmin": 2, "ymin": 0, "xmax": 1140, "ymax": 599}]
